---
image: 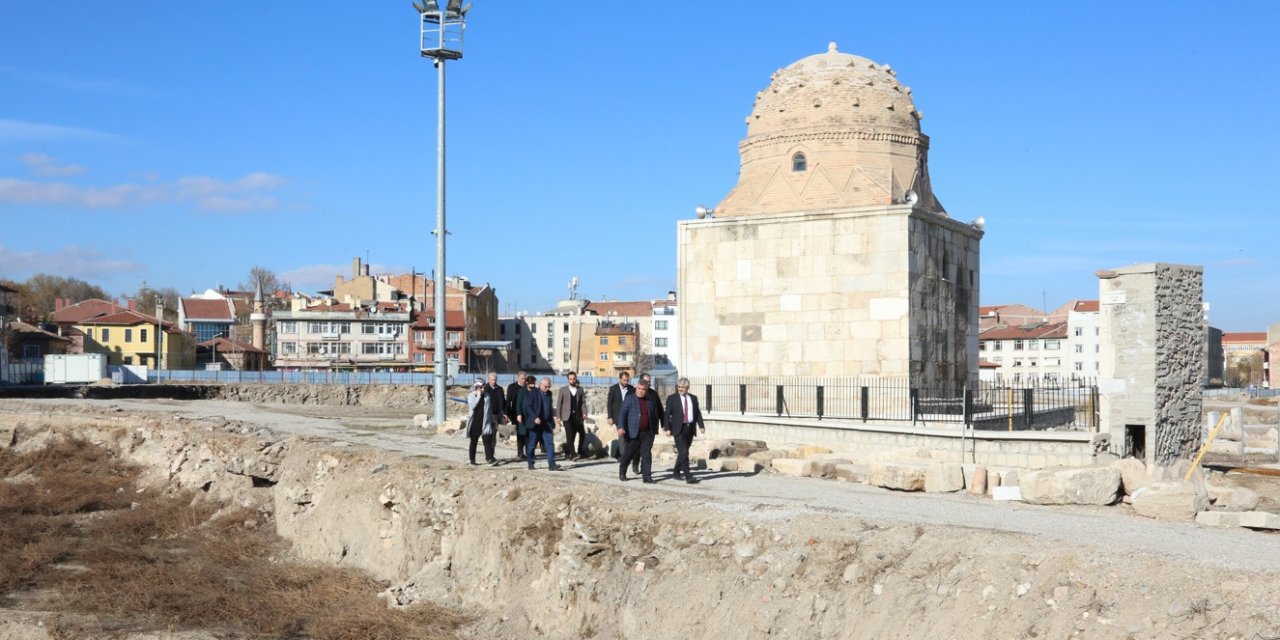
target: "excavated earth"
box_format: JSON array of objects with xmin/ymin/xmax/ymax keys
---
[{"xmin": 2, "ymin": 397, "xmax": 1280, "ymax": 640}]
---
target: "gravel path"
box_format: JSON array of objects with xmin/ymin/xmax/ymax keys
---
[{"xmin": 31, "ymin": 398, "xmax": 1280, "ymax": 574}]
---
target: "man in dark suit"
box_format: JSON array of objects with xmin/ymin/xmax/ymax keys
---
[
  {"xmin": 606, "ymin": 371, "xmax": 638, "ymax": 473},
  {"xmin": 617, "ymin": 380, "xmax": 663, "ymax": 483},
  {"xmin": 522, "ymin": 377, "xmax": 562, "ymax": 471},
  {"xmin": 664, "ymin": 377, "xmax": 705, "ymax": 483},
  {"xmin": 556, "ymin": 370, "xmax": 588, "ymax": 460},
  {"xmin": 505, "ymin": 371, "xmax": 527, "ymax": 460}
]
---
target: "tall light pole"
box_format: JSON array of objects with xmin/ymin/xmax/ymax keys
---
[{"xmin": 413, "ymin": 0, "xmax": 471, "ymax": 425}]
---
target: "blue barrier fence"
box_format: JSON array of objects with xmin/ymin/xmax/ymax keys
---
[{"xmin": 145, "ymin": 369, "xmax": 618, "ymax": 388}]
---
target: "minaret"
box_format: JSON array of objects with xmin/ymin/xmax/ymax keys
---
[{"xmin": 251, "ymin": 285, "xmax": 266, "ymax": 350}]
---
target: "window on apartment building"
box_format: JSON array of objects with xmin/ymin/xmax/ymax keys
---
[
  {"xmin": 562, "ymin": 337, "xmax": 569, "ymax": 348},
  {"xmin": 1094, "ymin": 345, "xmax": 1100, "ymax": 353},
  {"xmin": 23, "ymin": 345, "xmax": 40, "ymax": 359},
  {"xmin": 600, "ymin": 353, "xmax": 608, "ymax": 361},
  {"xmin": 1074, "ymin": 344, "xmax": 1083, "ymax": 354},
  {"xmin": 140, "ymin": 329, "xmax": 148, "ymax": 343},
  {"xmin": 1028, "ymin": 340, "xmax": 1038, "ymax": 350},
  {"xmin": 515, "ymin": 323, "xmax": 521, "ymax": 334},
  {"xmin": 546, "ymin": 322, "xmax": 554, "ymax": 334},
  {"xmin": 281, "ymin": 342, "xmax": 297, "ymax": 354},
  {"xmin": 1095, "ymin": 362, "xmax": 1099, "ymax": 371},
  {"xmin": 978, "ymin": 342, "xmax": 986, "ymax": 351},
  {"xmin": 563, "ymin": 323, "xmax": 569, "ymax": 332},
  {"xmin": 1013, "ymin": 359, "xmax": 1022, "ymax": 367},
  {"xmin": 1074, "ymin": 327, "xmax": 1083, "ymax": 337},
  {"xmin": 1013, "ymin": 373, "xmax": 1022, "ymax": 384},
  {"xmin": 102, "ymin": 328, "xmax": 110, "ymax": 341},
  {"xmin": 124, "ymin": 329, "xmax": 133, "ymax": 343},
  {"xmin": 415, "ymin": 353, "xmax": 426, "ymax": 364},
  {"xmin": 1028, "ymin": 359, "xmax": 1038, "ymax": 367},
  {"xmin": 619, "ymin": 336, "xmax": 628, "ymax": 345},
  {"xmin": 278, "ymin": 321, "xmax": 296, "ymax": 334},
  {"xmin": 992, "ymin": 342, "xmax": 1002, "ymax": 351},
  {"xmin": 991, "ymin": 357, "xmax": 1001, "ymax": 364},
  {"xmin": 655, "ymin": 320, "xmax": 668, "ymax": 330},
  {"xmin": 499, "ymin": 324, "xmax": 506, "ymax": 336},
  {"xmin": 599, "ymin": 337, "xmax": 608, "ymax": 345},
  {"xmin": 1013, "ymin": 340, "xmax": 1024, "ymax": 350},
  {"xmin": 1045, "ymin": 340, "xmax": 1060, "ymax": 350},
  {"xmin": 546, "ymin": 336, "xmax": 552, "ymax": 348},
  {"xmin": 1074, "ymin": 362, "xmax": 1083, "ymax": 371},
  {"xmin": 531, "ymin": 324, "xmax": 537, "ymax": 333},
  {"xmin": 655, "ymin": 338, "xmax": 668, "ymax": 347},
  {"xmin": 1094, "ymin": 327, "xmax": 1099, "ymax": 336},
  {"xmin": 563, "ymin": 354, "xmax": 570, "ymax": 363}
]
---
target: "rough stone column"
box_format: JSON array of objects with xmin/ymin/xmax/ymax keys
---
[{"xmin": 1097, "ymin": 263, "xmax": 1204, "ymax": 467}]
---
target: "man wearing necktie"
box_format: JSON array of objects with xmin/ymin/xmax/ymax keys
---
[{"xmin": 663, "ymin": 377, "xmax": 705, "ymax": 484}]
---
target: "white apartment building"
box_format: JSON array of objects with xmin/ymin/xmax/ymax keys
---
[
  {"xmin": 977, "ymin": 321, "xmax": 1070, "ymax": 385},
  {"xmin": 1065, "ymin": 300, "xmax": 1101, "ymax": 378},
  {"xmin": 272, "ymin": 298, "xmax": 411, "ymax": 371}
]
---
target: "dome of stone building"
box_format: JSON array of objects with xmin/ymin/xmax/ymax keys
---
[{"xmin": 715, "ymin": 42, "xmax": 945, "ymax": 217}]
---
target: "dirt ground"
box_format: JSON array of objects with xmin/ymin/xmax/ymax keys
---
[{"xmin": 3, "ymin": 398, "xmax": 1280, "ymax": 640}]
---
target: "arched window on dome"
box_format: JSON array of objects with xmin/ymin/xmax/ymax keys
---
[{"xmin": 791, "ymin": 152, "xmax": 807, "ymax": 172}]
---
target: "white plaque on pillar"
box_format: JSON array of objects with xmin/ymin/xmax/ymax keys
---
[{"xmin": 1101, "ymin": 291, "xmax": 1126, "ymax": 305}]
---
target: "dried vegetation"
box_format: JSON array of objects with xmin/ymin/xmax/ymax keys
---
[{"xmin": 0, "ymin": 435, "xmax": 466, "ymax": 640}]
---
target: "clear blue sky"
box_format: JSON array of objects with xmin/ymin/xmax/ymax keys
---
[{"xmin": 1, "ymin": 2, "xmax": 1276, "ymax": 331}]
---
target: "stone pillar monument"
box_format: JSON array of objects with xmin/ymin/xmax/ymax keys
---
[
  {"xmin": 1097, "ymin": 263, "xmax": 1204, "ymax": 467},
  {"xmin": 678, "ymin": 43, "xmax": 981, "ymax": 390}
]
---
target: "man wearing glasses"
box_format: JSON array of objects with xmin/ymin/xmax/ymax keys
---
[{"xmin": 664, "ymin": 377, "xmax": 705, "ymax": 484}]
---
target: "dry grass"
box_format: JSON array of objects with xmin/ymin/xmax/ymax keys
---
[{"xmin": 0, "ymin": 436, "xmax": 467, "ymax": 640}]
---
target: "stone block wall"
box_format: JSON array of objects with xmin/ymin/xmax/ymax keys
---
[
  {"xmin": 705, "ymin": 414, "xmax": 1105, "ymax": 469},
  {"xmin": 1098, "ymin": 263, "xmax": 1204, "ymax": 466},
  {"xmin": 677, "ymin": 204, "xmax": 980, "ymax": 390}
]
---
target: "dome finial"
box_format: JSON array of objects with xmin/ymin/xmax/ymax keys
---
[{"xmin": 828, "ymin": 41, "xmax": 838, "ymax": 53}]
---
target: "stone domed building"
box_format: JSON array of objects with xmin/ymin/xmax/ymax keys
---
[{"xmin": 678, "ymin": 43, "xmax": 981, "ymax": 388}]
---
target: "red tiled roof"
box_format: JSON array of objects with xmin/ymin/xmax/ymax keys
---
[
  {"xmin": 1073, "ymin": 300, "xmax": 1100, "ymax": 313},
  {"xmin": 1222, "ymin": 332, "xmax": 1267, "ymax": 344},
  {"xmin": 585, "ymin": 301, "xmax": 653, "ymax": 318},
  {"xmin": 8, "ymin": 321, "xmax": 69, "ymax": 342},
  {"xmin": 412, "ymin": 310, "xmax": 465, "ymax": 328},
  {"xmin": 978, "ymin": 359, "xmax": 1000, "ymax": 368},
  {"xmin": 198, "ymin": 337, "xmax": 266, "ymax": 353},
  {"xmin": 979, "ymin": 321, "xmax": 1068, "ymax": 341},
  {"xmin": 181, "ymin": 298, "xmax": 233, "ymax": 321},
  {"xmin": 50, "ymin": 299, "xmax": 125, "ymax": 324},
  {"xmin": 305, "ymin": 303, "xmax": 353, "ymax": 312},
  {"xmin": 81, "ymin": 310, "xmax": 185, "ymax": 335}
]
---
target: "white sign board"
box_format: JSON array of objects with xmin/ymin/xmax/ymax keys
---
[{"xmin": 1101, "ymin": 290, "xmax": 1127, "ymax": 305}]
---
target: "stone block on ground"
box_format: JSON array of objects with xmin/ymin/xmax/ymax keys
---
[
  {"xmin": 794, "ymin": 445, "xmax": 832, "ymax": 458},
  {"xmin": 412, "ymin": 414, "xmax": 430, "ymax": 428},
  {"xmin": 748, "ymin": 450, "xmax": 783, "ymax": 467},
  {"xmin": 0, "ymin": 421, "xmax": 16, "ymax": 449},
  {"xmin": 868, "ymin": 462, "xmax": 926, "ymax": 492},
  {"xmin": 925, "ymin": 463, "xmax": 965, "ymax": 493},
  {"xmin": 992, "ymin": 486, "xmax": 1023, "ymax": 501},
  {"xmin": 652, "ymin": 441, "xmax": 676, "ymax": 457},
  {"xmin": 1226, "ymin": 487, "xmax": 1261, "ymax": 511},
  {"xmin": 1131, "ymin": 481, "xmax": 1209, "ymax": 521},
  {"xmin": 1111, "ymin": 458, "xmax": 1152, "ymax": 495},
  {"xmin": 835, "ymin": 463, "xmax": 868, "ymax": 483},
  {"xmin": 1196, "ymin": 511, "xmax": 1244, "ymax": 527},
  {"xmin": 1240, "ymin": 511, "xmax": 1280, "ymax": 530},
  {"xmin": 727, "ymin": 457, "xmax": 762, "ymax": 474},
  {"xmin": 806, "ymin": 455, "xmax": 852, "ymax": 479},
  {"xmin": 1000, "ymin": 468, "xmax": 1020, "ymax": 488},
  {"xmin": 1020, "ymin": 467, "xmax": 1121, "ymax": 506},
  {"xmin": 771, "ymin": 458, "xmax": 808, "ymax": 477}
]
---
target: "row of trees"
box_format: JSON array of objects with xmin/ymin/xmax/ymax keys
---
[{"xmin": 0, "ymin": 267, "xmax": 288, "ymax": 323}]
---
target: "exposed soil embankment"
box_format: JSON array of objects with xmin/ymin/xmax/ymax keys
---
[{"xmin": 3, "ymin": 406, "xmax": 1279, "ymax": 640}]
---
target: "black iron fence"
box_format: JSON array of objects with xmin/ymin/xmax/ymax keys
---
[{"xmin": 688, "ymin": 376, "xmax": 1099, "ymax": 431}]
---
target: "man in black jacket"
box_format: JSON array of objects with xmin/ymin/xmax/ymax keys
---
[
  {"xmin": 617, "ymin": 380, "xmax": 663, "ymax": 483},
  {"xmin": 664, "ymin": 377, "xmax": 705, "ymax": 483},
  {"xmin": 606, "ymin": 371, "xmax": 636, "ymax": 473}
]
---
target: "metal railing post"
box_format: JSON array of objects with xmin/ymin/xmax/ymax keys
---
[
  {"xmin": 910, "ymin": 388, "xmax": 919, "ymax": 425},
  {"xmin": 705, "ymin": 383, "xmax": 713, "ymax": 413},
  {"xmin": 816, "ymin": 385, "xmax": 824, "ymax": 420},
  {"xmin": 1022, "ymin": 388, "xmax": 1034, "ymax": 430},
  {"xmin": 775, "ymin": 385, "xmax": 784, "ymax": 417},
  {"xmin": 739, "ymin": 384, "xmax": 747, "ymax": 415},
  {"xmin": 860, "ymin": 386, "xmax": 870, "ymax": 423}
]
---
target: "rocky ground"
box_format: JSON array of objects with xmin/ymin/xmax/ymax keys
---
[{"xmin": 2, "ymin": 398, "xmax": 1279, "ymax": 639}]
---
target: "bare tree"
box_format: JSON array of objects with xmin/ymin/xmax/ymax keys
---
[
  {"xmin": 240, "ymin": 267, "xmax": 289, "ymax": 296},
  {"xmin": 11, "ymin": 274, "xmax": 109, "ymax": 321},
  {"xmin": 134, "ymin": 286, "xmax": 181, "ymax": 322}
]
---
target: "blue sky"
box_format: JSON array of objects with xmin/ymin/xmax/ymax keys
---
[{"xmin": 1, "ymin": 2, "xmax": 1276, "ymax": 331}]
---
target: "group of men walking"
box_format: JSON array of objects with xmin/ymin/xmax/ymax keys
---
[{"xmin": 462, "ymin": 370, "xmax": 706, "ymax": 483}]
